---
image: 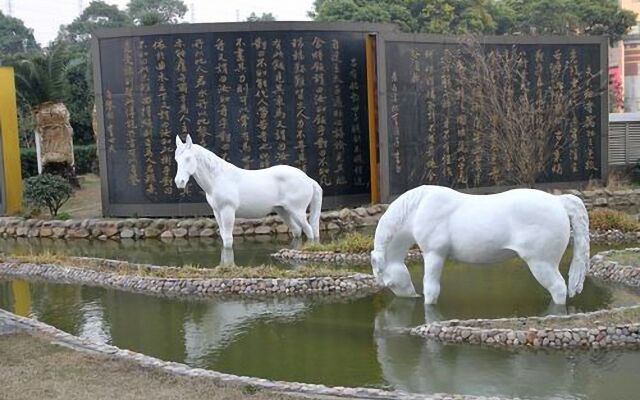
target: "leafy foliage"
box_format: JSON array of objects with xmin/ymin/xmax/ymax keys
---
[
  {"xmin": 310, "ymin": 0, "xmax": 637, "ymax": 40},
  {"xmin": 21, "ymin": 145, "xmax": 98, "ymax": 178},
  {"xmin": 64, "ymin": 55, "xmax": 95, "ymax": 145},
  {"xmin": 589, "ymin": 209, "xmax": 639, "ymax": 232},
  {"xmin": 57, "ymin": 1, "xmax": 132, "ymax": 46},
  {"xmin": 0, "ymin": 11, "xmax": 39, "ymax": 60},
  {"xmin": 23, "ymin": 174, "xmax": 73, "ymax": 217},
  {"xmin": 127, "ymin": 0, "xmax": 188, "ymax": 25},
  {"xmin": 9, "ymin": 43, "xmax": 79, "ymax": 108}
]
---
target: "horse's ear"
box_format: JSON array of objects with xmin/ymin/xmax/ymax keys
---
[
  {"xmin": 185, "ymin": 134, "xmax": 193, "ymax": 148},
  {"xmin": 175, "ymin": 135, "xmax": 183, "ymax": 148}
]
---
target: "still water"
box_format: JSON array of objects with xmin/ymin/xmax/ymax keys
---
[{"xmin": 1, "ymin": 238, "xmax": 640, "ymax": 399}]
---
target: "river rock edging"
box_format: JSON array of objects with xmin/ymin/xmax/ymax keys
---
[
  {"xmin": 272, "ymin": 249, "xmax": 423, "ymax": 264},
  {"xmin": 411, "ymin": 250, "xmax": 640, "ymax": 349},
  {"xmin": 0, "ymin": 260, "xmax": 380, "ymax": 299},
  {"xmin": 0, "ymin": 205, "xmax": 386, "ymax": 241},
  {"xmin": 4, "ymin": 185, "xmax": 640, "ymax": 242},
  {"xmin": 590, "ymin": 248, "xmax": 640, "ymax": 288},
  {"xmin": 411, "ymin": 306, "xmax": 640, "ymax": 350},
  {"xmin": 271, "ymin": 232, "xmax": 640, "ymax": 264}
]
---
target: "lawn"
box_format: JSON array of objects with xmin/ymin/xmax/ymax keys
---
[{"xmin": 0, "ymin": 333, "xmax": 298, "ymax": 400}]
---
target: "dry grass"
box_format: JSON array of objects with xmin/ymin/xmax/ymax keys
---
[
  {"xmin": 303, "ymin": 233, "xmax": 374, "ymax": 253},
  {"xmin": 0, "ymin": 333, "xmax": 297, "ymax": 400},
  {"xmin": 589, "ymin": 209, "xmax": 639, "ymax": 232},
  {"xmin": 0, "ymin": 252, "xmax": 359, "ymax": 279},
  {"xmin": 607, "ymin": 251, "xmax": 640, "ymax": 267},
  {"xmin": 467, "ymin": 307, "xmax": 640, "ymax": 331}
]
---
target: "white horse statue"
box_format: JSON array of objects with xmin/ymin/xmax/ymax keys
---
[
  {"xmin": 371, "ymin": 186, "xmax": 590, "ymax": 305},
  {"xmin": 174, "ymin": 135, "xmax": 323, "ymax": 248}
]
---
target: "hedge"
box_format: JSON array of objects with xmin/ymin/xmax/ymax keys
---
[{"xmin": 20, "ymin": 144, "xmax": 98, "ymax": 179}]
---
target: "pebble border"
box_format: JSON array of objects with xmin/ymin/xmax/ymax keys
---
[
  {"xmin": 0, "ymin": 205, "xmax": 385, "ymax": 241},
  {"xmin": 271, "ymin": 231, "xmax": 640, "ymax": 264},
  {"xmin": 411, "ymin": 250, "xmax": 640, "ymax": 349},
  {"xmin": 0, "ymin": 258, "xmax": 380, "ymax": 300},
  {"xmin": 590, "ymin": 248, "xmax": 640, "ymax": 288},
  {"xmin": 411, "ymin": 306, "xmax": 640, "ymax": 349},
  {"xmin": 272, "ymin": 249, "xmax": 423, "ymax": 264},
  {"xmin": 2, "ymin": 186, "xmax": 640, "ymax": 242},
  {"xmin": 0, "ymin": 310, "xmax": 518, "ymax": 400}
]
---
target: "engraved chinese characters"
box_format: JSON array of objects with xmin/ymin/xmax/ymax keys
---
[
  {"xmin": 384, "ymin": 41, "xmax": 603, "ymax": 196},
  {"xmin": 98, "ymin": 31, "xmax": 370, "ymax": 207}
]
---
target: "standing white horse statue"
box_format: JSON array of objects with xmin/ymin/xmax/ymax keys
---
[
  {"xmin": 371, "ymin": 186, "xmax": 590, "ymax": 305},
  {"xmin": 174, "ymin": 135, "xmax": 323, "ymax": 248}
]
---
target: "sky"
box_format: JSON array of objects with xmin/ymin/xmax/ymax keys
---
[{"xmin": 1, "ymin": 0, "xmax": 315, "ymax": 46}]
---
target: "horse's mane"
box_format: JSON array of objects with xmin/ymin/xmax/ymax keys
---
[
  {"xmin": 374, "ymin": 186, "xmax": 425, "ymax": 252},
  {"xmin": 193, "ymin": 144, "xmax": 232, "ymax": 176}
]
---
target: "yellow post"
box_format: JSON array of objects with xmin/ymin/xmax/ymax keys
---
[
  {"xmin": 11, "ymin": 280, "xmax": 32, "ymax": 317},
  {"xmin": 365, "ymin": 34, "xmax": 380, "ymax": 204},
  {"xmin": 0, "ymin": 67, "xmax": 22, "ymax": 215}
]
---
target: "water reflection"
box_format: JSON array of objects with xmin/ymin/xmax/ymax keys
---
[
  {"xmin": 1, "ymin": 277, "xmax": 639, "ymax": 399},
  {"xmin": 182, "ymin": 298, "xmax": 307, "ymax": 366},
  {"xmin": 372, "ymin": 296, "xmax": 640, "ymax": 399}
]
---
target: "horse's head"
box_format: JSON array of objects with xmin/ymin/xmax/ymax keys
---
[{"xmin": 174, "ymin": 134, "xmax": 197, "ymax": 189}]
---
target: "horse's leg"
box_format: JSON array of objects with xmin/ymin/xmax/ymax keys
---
[
  {"xmin": 220, "ymin": 247, "xmax": 235, "ymax": 267},
  {"xmin": 288, "ymin": 210, "xmax": 314, "ymax": 240},
  {"xmin": 218, "ymin": 206, "xmax": 236, "ymax": 249},
  {"xmin": 275, "ymin": 207, "xmax": 302, "ymax": 238},
  {"xmin": 422, "ymin": 251, "xmax": 446, "ymax": 305},
  {"xmin": 523, "ymin": 257, "xmax": 567, "ymax": 305}
]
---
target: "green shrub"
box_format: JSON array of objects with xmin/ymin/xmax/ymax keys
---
[
  {"xmin": 56, "ymin": 211, "xmax": 73, "ymax": 220},
  {"xmin": 23, "ymin": 174, "xmax": 73, "ymax": 217},
  {"xmin": 20, "ymin": 147, "xmax": 38, "ymax": 178},
  {"xmin": 20, "ymin": 144, "xmax": 98, "ymax": 179},
  {"xmin": 73, "ymin": 145, "xmax": 98, "ymax": 175},
  {"xmin": 589, "ymin": 208, "xmax": 639, "ymax": 232}
]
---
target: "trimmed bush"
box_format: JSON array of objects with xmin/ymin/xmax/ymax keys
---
[
  {"xmin": 589, "ymin": 209, "xmax": 639, "ymax": 232},
  {"xmin": 20, "ymin": 144, "xmax": 98, "ymax": 178},
  {"xmin": 23, "ymin": 174, "xmax": 73, "ymax": 217}
]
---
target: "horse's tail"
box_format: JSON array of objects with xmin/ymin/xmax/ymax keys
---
[
  {"xmin": 309, "ymin": 180, "xmax": 323, "ymax": 240},
  {"xmin": 560, "ymin": 194, "xmax": 590, "ymax": 298}
]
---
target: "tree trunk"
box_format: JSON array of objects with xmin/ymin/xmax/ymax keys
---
[{"xmin": 33, "ymin": 102, "xmax": 79, "ymax": 188}]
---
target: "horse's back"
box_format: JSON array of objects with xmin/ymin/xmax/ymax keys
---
[
  {"xmin": 411, "ymin": 186, "xmax": 570, "ymax": 262},
  {"xmin": 236, "ymin": 165, "xmax": 315, "ymax": 211}
]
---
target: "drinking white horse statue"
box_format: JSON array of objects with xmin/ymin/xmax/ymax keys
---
[
  {"xmin": 174, "ymin": 135, "xmax": 323, "ymax": 248},
  {"xmin": 371, "ymin": 186, "xmax": 590, "ymax": 305}
]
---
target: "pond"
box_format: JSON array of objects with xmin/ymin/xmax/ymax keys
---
[{"xmin": 1, "ymin": 238, "xmax": 640, "ymax": 399}]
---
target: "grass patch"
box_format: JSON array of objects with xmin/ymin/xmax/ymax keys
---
[
  {"xmin": 607, "ymin": 250, "xmax": 640, "ymax": 267},
  {"xmin": 589, "ymin": 209, "xmax": 639, "ymax": 232},
  {"xmin": 0, "ymin": 252, "xmax": 361, "ymax": 279},
  {"xmin": 0, "ymin": 333, "xmax": 296, "ymax": 400},
  {"xmin": 460, "ymin": 306, "xmax": 640, "ymax": 330},
  {"xmin": 303, "ymin": 232, "xmax": 374, "ymax": 253}
]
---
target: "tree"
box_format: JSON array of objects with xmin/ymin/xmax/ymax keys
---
[
  {"xmin": 0, "ymin": 11, "xmax": 39, "ymax": 59},
  {"xmin": 310, "ymin": 0, "xmax": 636, "ymax": 40},
  {"xmin": 246, "ymin": 12, "xmax": 277, "ymax": 22},
  {"xmin": 23, "ymin": 174, "xmax": 73, "ymax": 216},
  {"xmin": 443, "ymin": 39, "xmax": 600, "ymax": 186},
  {"xmin": 9, "ymin": 43, "xmax": 81, "ymax": 184},
  {"xmin": 493, "ymin": 0, "xmax": 636, "ymax": 43},
  {"xmin": 57, "ymin": 1, "xmax": 132, "ymax": 46},
  {"xmin": 127, "ymin": 0, "xmax": 188, "ymax": 26}
]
